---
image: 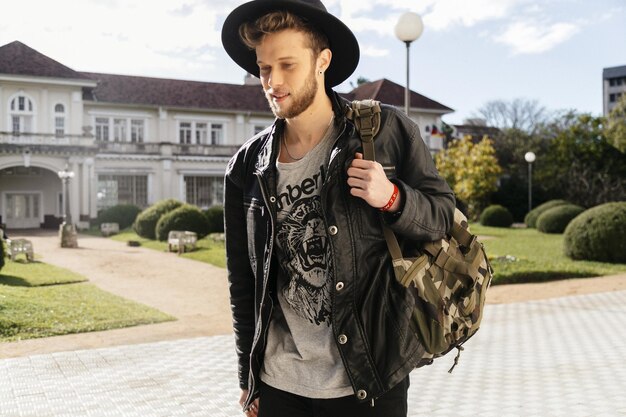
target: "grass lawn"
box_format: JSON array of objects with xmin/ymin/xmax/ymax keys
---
[
  {"xmin": 109, "ymin": 230, "xmax": 226, "ymax": 268},
  {"xmin": 472, "ymin": 224, "xmax": 626, "ymax": 285},
  {"xmin": 99, "ymin": 225, "xmax": 626, "ymax": 286},
  {"xmin": 0, "ymin": 260, "xmax": 175, "ymax": 342}
]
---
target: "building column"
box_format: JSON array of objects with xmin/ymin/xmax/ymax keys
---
[
  {"xmin": 81, "ymin": 159, "xmax": 92, "ymax": 217},
  {"xmin": 70, "ymin": 160, "xmax": 80, "ymax": 226},
  {"xmin": 88, "ymin": 160, "xmax": 97, "ymax": 220},
  {"xmin": 235, "ymin": 114, "xmax": 245, "ymax": 145},
  {"xmin": 41, "ymin": 89, "xmax": 49, "ymax": 134}
]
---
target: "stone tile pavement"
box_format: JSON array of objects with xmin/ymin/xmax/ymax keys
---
[{"xmin": 1, "ymin": 290, "xmax": 625, "ymax": 417}]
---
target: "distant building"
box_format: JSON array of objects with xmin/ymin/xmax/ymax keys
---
[
  {"xmin": 451, "ymin": 119, "xmax": 501, "ymax": 145},
  {"xmin": 603, "ymin": 65, "xmax": 626, "ymax": 116},
  {"xmin": 346, "ymin": 78, "xmax": 453, "ymax": 153},
  {"xmin": 0, "ymin": 41, "xmax": 453, "ymax": 230}
]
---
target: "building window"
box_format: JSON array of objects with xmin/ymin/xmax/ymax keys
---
[
  {"xmin": 184, "ymin": 176, "xmax": 224, "ymax": 208},
  {"xmin": 610, "ymin": 93, "xmax": 616, "ymax": 103},
  {"xmin": 179, "ymin": 122, "xmax": 192, "ymax": 144},
  {"xmin": 9, "ymin": 94, "xmax": 34, "ymax": 134},
  {"xmin": 95, "ymin": 117, "xmax": 109, "ymax": 141},
  {"xmin": 253, "ymin": 125, "xmax": 266, "ymax": 135},
  {"xmin": 131, "ymin": 119, "xmax": 144, "ymax": 143},
  {"xmin": 179, "ymin": 121, "xmax": 225, "ymax": 145},
  {"xmin": 196, "ymin": 123, "xmax": 208, "ymax": 144},
  {"xmin": 97, "ymin": 174, "xmax": 148, "ymax": 210},
  {"xmin": 54, "ymin": 104, "xmax": 65, "ymax": 137},
  {"xmin": 211, "ymin": 123, "xmax": 224, "ymax": 145},
  {"xmin": 113, "ymin": 119, "xmax": 126, "ymax": 142}
]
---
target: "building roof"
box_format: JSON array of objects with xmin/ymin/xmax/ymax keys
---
[
  {"xmin": 0, "ymin": 41, "xmax": 90, "ymax": 80},
  {"xmin": 344, "ymin": 78, "xmax": 454, "ymax": 113},
  {"xmin": 603, "ymin": 65, "xmax": 626, "ymax": 79},
  {"xmin": 80, "ymin": 72, "xmax": 270, "ymax": 113},
  {"xmin": 0, "ymin": 41, "xmax": 454, "ymax": 114},
  {"xmin": 452, "ymin": 124, "xmax": 501, "ymax": 142}
]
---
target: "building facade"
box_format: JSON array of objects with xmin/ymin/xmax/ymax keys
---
[
  {"xmin": 603, "ymin": 65, "xmax": 626, "ymax": 116},
  {"xmin": 0, "ymin": 41, "xmax": 453, "ymax": 230}
]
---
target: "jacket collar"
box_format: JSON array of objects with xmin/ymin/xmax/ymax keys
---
[{"xmin": 254, "ymin": 89, "xmax": 351, "ymax": 175}]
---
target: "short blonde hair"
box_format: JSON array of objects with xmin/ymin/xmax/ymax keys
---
[{"xmin": 239, "ymin": 11, "xmax": 329, "ymax": 56}]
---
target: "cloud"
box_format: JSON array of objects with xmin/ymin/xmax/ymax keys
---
[
  {"xmin": 1, "ymin": 0, "xmax": 236, "ymax": 79},
  {"xmin": 360, "ymin": 45, "xmax": 390, "ymax": 57},
  {"xmin": 494, "ymin": 20, "xmax": 581, "ymax": 54},
  {"xmin": 327, "ymin": 0, "xmax": 526, "ymax": 34},
  {"xmin": 421, "ymin": 0, "xmax": 523, "ymax": 31}
]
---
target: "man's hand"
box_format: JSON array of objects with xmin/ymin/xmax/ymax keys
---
[
  {"xmin": 347, "ymin": 153, "xmax": 401, "ymax": 212},
  {"xmin": 240, "ymin": 389, "xmax": 259, "ymax": 417}
]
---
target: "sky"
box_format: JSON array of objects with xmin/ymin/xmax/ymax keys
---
[{"xmin": 1, "ymin": 0, "xmax": 625, "ymax": 124}]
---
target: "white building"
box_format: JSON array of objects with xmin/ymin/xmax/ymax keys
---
[
  {"xmin": 603, "ymin": 65, "xmax": 626, "ymax": 116},
  {"xmin": 0, "ymin": 41, "xmax": 453, "ymax": 231}
]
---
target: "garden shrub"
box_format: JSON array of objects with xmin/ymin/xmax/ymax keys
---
[
  {"xmin": 204, "ymin": 206, "xmax": 224, "ymax": 234},
  {"xmin": 524, "ymin": 199, "xmax": 569, "ymax": 228},
  {"xmin": 536, "ymin": 204, "xmax": 585, "ymax": 234},
  {"xmin": 97, "ymin": 204, "xmax": 142, "ymax": 230},
  {"xmin": 564, "ymin": 202, "xmax": 626, "ymax": 263},
  {"xmin": 134, "ymin": 199, "xmax": 183, "ymax": 240},
  {"xmin": 155, "ymin": 205, "xmax": 210, "ymax": 241},
  {"xmin": 479, "ymin": 205, "xmax": 514, "ymax": 227}
]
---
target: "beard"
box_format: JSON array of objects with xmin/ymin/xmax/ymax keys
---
[{"xmin": 264, "ymin": 66, "xmax": 318, "ymax": 119}]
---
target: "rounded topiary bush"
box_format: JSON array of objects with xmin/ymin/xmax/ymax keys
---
[
  {"xmin": 204, "ymin": 206, "xmax": 224, "ymax": 234},
  {"xmin": 479, "ymin": 205, "xmax": 514, "ymax": 227},
  {"xmin": 97, "ymin": 204, "xmax": 142, "ymax": 230},
  {"xmin": 134, "ymin": 199, "xmax": 183, "ymax": 240},
  {"xmin": 564, "ymin": 202, "xmax": 626, "ymax": 263},
  {"xmin": 155, "ymin": 204, "xmax": 210, "ymax": 241},
  {"xmin": 524, "ymin": 199, "xmax": 569, "ymax": 228},
  {"xmin": 536, "ymin": 204, "xmax": 585, "ymax": 234}
]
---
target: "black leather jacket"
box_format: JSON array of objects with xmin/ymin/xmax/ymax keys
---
[{"xmin": 224, "ymin": 91, "xmax": 455, "ymax": 409}]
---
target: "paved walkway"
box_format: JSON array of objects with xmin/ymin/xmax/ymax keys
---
[
  {"xmin": 1, "ymin": 231, "xmax": 626, "ymax": 416},
  {"xmin": 1, "ymin": 290, "xmax": 625, "ymax": 416}
]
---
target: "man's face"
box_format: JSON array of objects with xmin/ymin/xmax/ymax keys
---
[{"xmin": 256, "ymin": 29, "xmax": 319, "ymax": 119}]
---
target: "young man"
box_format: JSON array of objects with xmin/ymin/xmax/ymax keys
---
[{"xmin": 221, "ymin": 1, "xmax": 455, "ymax": 416}]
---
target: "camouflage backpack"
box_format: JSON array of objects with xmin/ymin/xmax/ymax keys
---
[{"xmin": 346, "ymin": 100, "xmax": 494, "ymax": 372}]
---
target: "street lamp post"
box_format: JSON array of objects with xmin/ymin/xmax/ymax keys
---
[
  {"xmin": 524, "ymin": 151, "xmax": 536, "ymax": 213},
  {"xmin": 58, "ymin": 164, "xmax": 77, "ymax": 248},
  {"xmin": 395, "ymin": 12, "xmax": 424, "ymax": 115},
  {"xmin": 58, "ymin": 165, "xmax": 75, "ymax": 224}
]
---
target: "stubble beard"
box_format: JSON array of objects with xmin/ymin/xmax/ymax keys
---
[{"xmin": 265, "ymin": 67, "xmax": 318, "ymax": 119}]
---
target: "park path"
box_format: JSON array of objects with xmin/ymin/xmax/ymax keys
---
[{"xmin": 0, "ymin": 230, "xmax": 232, "ymax": 358}]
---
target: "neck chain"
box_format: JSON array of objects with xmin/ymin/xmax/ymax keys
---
[{"xmin": 282, "ymin": 114, "xmax": 334, "ymax": 162}]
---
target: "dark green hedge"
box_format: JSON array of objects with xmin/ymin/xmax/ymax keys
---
[
  {"xmin": 204, "ymin": 206, "xmax": 224, "ymax": 234},
  {"xmin": 536, "ymin": 204, "xmax": 585, "ymax": 234},
  {"xmin": 133, "ymin": 199, "xmax": 183, "ymax": 240},
  {"xmin": 155, "ymin": 205, "xmax": 210, "ymax": 241},
  {"xmin": 97, "ymin": 204, "xmax": 142, "ymax": 230},
  {"xmin": 564, "ymin": 202, "xmax": 626, "ymax": 263},
  {"xmin": 524, "ymin": 199, "xmax": 569, "ymax": 228},
  {"xmin": 479, "ymin": 205, "xmax": 514, "ymax": 228}
]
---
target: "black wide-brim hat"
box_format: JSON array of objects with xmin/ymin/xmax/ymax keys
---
[{"xmin": 222, "ymin": 0, "xmax": 360, "ymax": 87}]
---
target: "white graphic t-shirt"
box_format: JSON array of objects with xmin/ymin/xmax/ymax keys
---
[{"xmin": 260, "ymin": 121, "xmax": 353, "ymax": 398}]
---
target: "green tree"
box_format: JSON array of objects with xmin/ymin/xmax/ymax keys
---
[
  {"xmin": 536, "ymin": 112, "xmax": 626, "ymax": 207},
  {"xmin": 436, "ymin": 136, "xmax": 502, "ymax": 218},
  {"xmin": 606, "ymin": 94, "xmax": 626, "ymax": 153}
]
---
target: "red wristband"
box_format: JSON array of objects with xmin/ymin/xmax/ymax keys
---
[{"xmin": 379, "ymin": 183, "xmax": 399, "ymax": 212}]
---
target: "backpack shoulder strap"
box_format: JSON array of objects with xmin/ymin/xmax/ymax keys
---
[
  {"xmin": 346, "ymin": 99, "xmax": 381, "ymax": 161},
  {"xmin": 346, "ymin": 99, "xmax": 405, "ymax": 261}
]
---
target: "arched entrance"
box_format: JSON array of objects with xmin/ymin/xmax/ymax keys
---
[{"xmin": 0, "ymin": 165, "xmax": 62, "ymax": 230}]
